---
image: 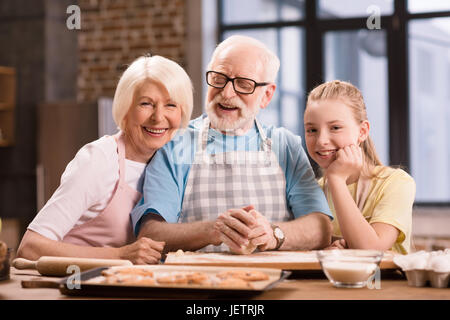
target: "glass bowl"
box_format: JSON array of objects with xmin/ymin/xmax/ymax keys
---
[{"xmin": 316, "ymin": 249, "xmax": 383, "ymax": 288}]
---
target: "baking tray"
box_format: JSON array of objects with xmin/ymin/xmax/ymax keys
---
[{"xmin": 59, "ymin": 265, "xmax": 291, "ymax": 298}]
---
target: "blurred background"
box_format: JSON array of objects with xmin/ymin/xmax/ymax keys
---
[{"xmin": 0, "ymin": 0, "xmax": 449, "ymax": 253}]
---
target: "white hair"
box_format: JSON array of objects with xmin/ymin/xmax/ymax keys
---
[
  {"xmin": 112, "ymin": 55, "xmax": 193, "ymax": 130},
  {"xmin": 207, "ymin": 35, "xmax": 280, "ymax": 82}
]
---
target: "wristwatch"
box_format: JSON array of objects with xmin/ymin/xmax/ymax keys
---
[{"xmin": 271, "ymin": 224, "xmax": 285, "ymax": 250}]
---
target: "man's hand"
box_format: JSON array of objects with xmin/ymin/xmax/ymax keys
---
[
  {"xmin": 214, "ymin": 206, "xmax": 257, "ymax": 254},
  {"xmin": 117, "ymin": 237, "xmax": 165, "ymax": 265},
  {"xmin": 213, "ymin": 205, "xmax": 278, "ymax": 254},
  {"xmin": 247, "ymin": 209, "xmax": 277, "ymax": 252}
]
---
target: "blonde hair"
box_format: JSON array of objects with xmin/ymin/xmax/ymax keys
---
[
  {"xmin": 207, "ymin": 35, "xmax": 280, "ymax": 82},
  {"xmin": 306, "ymin": 80, "xmax": 383, "ymax": 178},
  {"xmin": 112, "ymin": 55, "xmax": 193, "ymax": 131}
]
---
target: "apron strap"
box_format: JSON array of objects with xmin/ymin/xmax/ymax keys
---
[
  {"xmin": 113, "ymin": 131, "xmax": 126, "ymax": 184},
  {"xmin": 324, "ymin": 175, "xmax": 371, "ymax": 212},
  {"xmin": 254, "ymin": 118, "xmax": 272, "ymax": 153},
  {"xmin": 355, "ymin": 176, "xmax": 371, "ymax": 212},
  {"xmin": 192, "ymin": 117, "xmax": 211, "ymax": 164},
  {"xmin": 199, "ymin": 116, "xmax": 210, "ymax": 152}
]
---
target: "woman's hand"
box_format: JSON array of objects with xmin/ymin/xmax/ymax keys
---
[
  {"xmin": 326, "ymin": 144, "xmax": 363, "ymax": 182},
  {"xmin": 325, "ymin": 238, "xmax": 348, "ymax": 250},
  {"xmin": 118, "ymin": 237, "xmax": 165, "ymax": 265}
]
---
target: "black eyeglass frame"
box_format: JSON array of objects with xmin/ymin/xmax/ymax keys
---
[{"xmin": 206, "ymin": 70, "xmax": 270, "ymax": 95}]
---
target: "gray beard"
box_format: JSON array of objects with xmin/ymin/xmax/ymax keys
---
[{"xmin": 205, "ymin": 96, "xmax": 262, "ymax": 134}]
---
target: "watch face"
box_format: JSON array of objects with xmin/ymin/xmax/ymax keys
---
[{"xmin": 274, "ymin": 227, "xmax": 284, "ymax": 239}]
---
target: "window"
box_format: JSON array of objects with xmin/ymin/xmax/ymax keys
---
[
  {"xmin": 221, "ymin": 2, "xmax": 306, "ymax": 135},
  {"xmin": 222, "ymin": 0, "xmax": 304, "ymax": 24},
  {"xmin": 324, "ymin": 30, "xmax": 389, "ymax": 165},
  {"xmin": 223, "ymin": 27, "xmax": 305, "ymax": 135},
  {"xmin": 318, "ymin": 0, "xmax": 393, "ymax": 18},
  {"xmin": 409, "ymin": 17, "xmax": 450, "ymax": 203},
  {"xmin": 408, "ymin": 0, "xmax": 450, "ymax": 14},
  {"xmin": 217, "ymin": 0, "xmax": 450, "ymax": 205}
]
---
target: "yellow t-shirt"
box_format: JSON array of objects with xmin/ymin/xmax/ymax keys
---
[{"xmin": 318, "ymin": 167, "xmax": 416, "ymax": 254}]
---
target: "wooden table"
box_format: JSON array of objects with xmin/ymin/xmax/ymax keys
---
[{"xmin": 1, "ymin": 268, "xmax": 448, "ymax": 300}]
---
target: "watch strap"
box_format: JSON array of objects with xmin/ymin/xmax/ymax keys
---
[{"xmin": 271, "ymin": 224, "xmax": 285, "ymax": 250}]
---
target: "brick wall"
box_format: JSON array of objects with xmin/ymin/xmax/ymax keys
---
[{"xmin": 77, "ymin": 0, "xmax": 186, "ymax": 102}]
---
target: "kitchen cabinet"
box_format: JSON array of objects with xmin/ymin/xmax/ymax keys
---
[
  {"xmin": 37, "ymin": 101, "xmax": 98, "ymax": 208},
  {"xmin": 0, "ymin": 66, "xmax": 16, "ymax": 147}
]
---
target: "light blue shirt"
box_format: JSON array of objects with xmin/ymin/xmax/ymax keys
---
[{"xmin": 131, "ymin": 114, "xmax": 332, "ymax": 235}]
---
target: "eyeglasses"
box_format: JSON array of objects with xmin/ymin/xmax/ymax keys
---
[{"xmin": 206, "ymin": 71, "xmax": 270, "ymax": 95}]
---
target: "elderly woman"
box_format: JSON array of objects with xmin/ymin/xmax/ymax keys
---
[{"xmin": 17, "ymin": 55, "xmax": 193, "ymax": 264}]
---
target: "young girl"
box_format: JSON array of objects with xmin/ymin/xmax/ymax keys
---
[{"xmin": 303, "ymin": 80, "xmax": 415, "ymax": 254}]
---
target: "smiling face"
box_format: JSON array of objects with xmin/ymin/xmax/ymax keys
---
[
  {"xmin": 123, "ymin": 80, "xmax": 182, "ymax": 162},
  {"xmin": 205, "ymin": 44, "xmax": 274, "ymax": 134},
  {"xmin": 304, "ymin": 99, "xmax": 368, "ymax": 169}
]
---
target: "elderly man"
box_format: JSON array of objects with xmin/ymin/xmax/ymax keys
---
[{"xmin": 131, "ymin": 35, "xmax": 333, "ymax": 254}]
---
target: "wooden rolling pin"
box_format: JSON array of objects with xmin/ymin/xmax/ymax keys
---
[{"xmin": 13, "ymin": 256, "xmax": 133, "ymax": 276}]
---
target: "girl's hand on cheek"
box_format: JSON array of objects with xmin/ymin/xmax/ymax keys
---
[{"xmin": 326, "ymin": 144, "xmax": 363, "ymax": 182}]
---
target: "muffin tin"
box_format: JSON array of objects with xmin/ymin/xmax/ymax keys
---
[{"xmin": 393, "ymin": 249, "xmax": 450, "ymax": 288}]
